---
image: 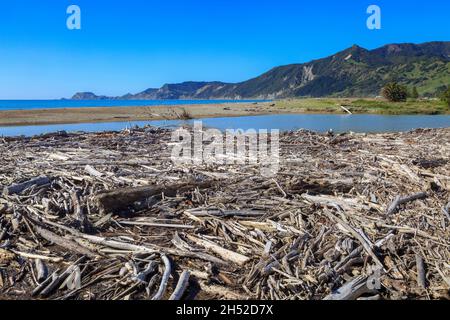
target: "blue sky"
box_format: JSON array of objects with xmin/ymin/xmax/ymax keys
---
[{"xmin": 0, "ymin": 0, "xmax": 449, "ymax": 99}]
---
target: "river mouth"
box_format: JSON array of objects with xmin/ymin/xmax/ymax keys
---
[{"xmin": 0, "ymin": 114, "xmax": 449, "ymax": 137}]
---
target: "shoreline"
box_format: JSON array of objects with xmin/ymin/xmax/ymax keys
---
[
  {"xmin": 0, "ymin": 102, "xmax": 318, "ymax": 127},
  {"xmin": 0, "ymin": 99, "xmax": 448, "ymax": 127}
]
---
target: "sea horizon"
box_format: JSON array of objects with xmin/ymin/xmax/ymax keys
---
[{"xmin": 0, "ymin": 99, "xmax": 270, "ymax": 111}]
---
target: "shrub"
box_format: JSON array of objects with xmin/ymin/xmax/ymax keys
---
[
  {"xmin": 441, "ymin": 86, "xmax": 450, "ymax": 107},
  {"xmin": 410, "ymin": 86, "xmax": 419, "ymax": 99},
  {"xmin": 381, "ymin": 82, "xmax": 408, "ymax": 102},
  {"xmin": 161, "ymin": 107, "xmax": 194, "ymax": 120}
]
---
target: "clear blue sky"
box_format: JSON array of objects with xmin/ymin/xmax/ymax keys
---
[{"xmin": 0, "ymin": 0, "xmax": 449, "ymax": 99}]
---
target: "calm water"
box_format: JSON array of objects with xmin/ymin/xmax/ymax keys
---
[
  {"xmin": 0, "ymin": 114, "xmax": 449, "ymax": 137},
  {"xmin": 0, "ymin": 99, "xmax": 268, "ymax": 111}
]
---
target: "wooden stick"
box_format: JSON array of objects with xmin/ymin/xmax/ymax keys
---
[
  {"xmin": 169, "ymin": 270, "xmax": 190, "ymax": 300},
  {"xmin": 186, "ymin": 234, "xmax": 250, "ymax": 266},
  {"xmin": 40, "ymin": 264, "xmax": 78, "ymax": 297},
  {"xmin": 32, "ymin": 268, "xmax": 60, "ymax": 297},
  {"xmin": 118, "ymin": 221, "xmax": 195, "ymax": 229},
  {"xmin": 10, "ymin": 250, "xmax": 63, "ymax": 263},
  {"xmin": 151, "ymin": 255, "xmax": 171, "ymax": 300},
  {"xmin": 35, "ymin": 259, "xmax": 48, "ymax": 283},
  {"xmin": 185, "ymin": 209, "xmax": 265, "ymax": 218},
  {"xmin": 71, "ymin": 190, "xmax": 92, "ymax": 233},
  {"xmin": 386, "ymin": 192, "xmax": 427, "ymax": 215},
  {"xmin": 442, "ymin": 202, "xmax": 450, "ymax": 222},
  {"xmin": 3, "ymin": 176, "xmax": 50, "ymax": 195},
  {"xmin": 340, "ymin": 105, "xmax": 353, "ymax": 115},
  {"xmin": 323, "ymin": 275, "xmax": 375, "ymax": 300},
  {"xmin": 415, "ymin": 253, "xmax": 427, "ymax": 289},
  {"xmin": 34, "ymin": 226, "xmax": 98, "ymax": 258}
]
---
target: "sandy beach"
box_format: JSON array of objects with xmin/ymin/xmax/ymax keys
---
[
  {"xmin": 1, "ymin": 98, "xmax": 448, "ymax": 127},
  {"xmin": 0, "ymin": 102, "xmax": 281, "ymax": 127}
]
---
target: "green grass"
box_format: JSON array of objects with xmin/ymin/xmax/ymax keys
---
[
  {"xmin": 403, "ymin": 61, "xmax": 450, "ymax": 96},
  {"xmin": 275, "ymin": 98, "xmax": 450, "ymax": 115}
]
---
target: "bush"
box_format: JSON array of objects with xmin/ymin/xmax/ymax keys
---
[
  {"xmin": 381, "ymin": 82, "xmax": 408, "ymax": 102},
  {"xmin": 440, "ymin": 87, "xmax": 450, "ymax": 107},
  {"xmin": 410, "ymin": 86, "xmax": 419, "ymax": 100}
]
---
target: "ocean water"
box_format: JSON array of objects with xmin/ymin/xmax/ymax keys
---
[
  {"xmin": 1, "ymin": 114, "xmax": 449, "ymax": 137},
  {"xmin": 0, "ymin": 99, "xmax": 268, "ymax": 111}
]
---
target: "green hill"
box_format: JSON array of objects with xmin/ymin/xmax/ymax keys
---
[{"xmin": 72, "ymin": 41, "xmax": 450, "ymax": 100}]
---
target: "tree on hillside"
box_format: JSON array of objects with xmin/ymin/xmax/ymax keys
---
[
  {"xmin": 411, "ymin": 86, "xmax": 419, "ymax": 100},
  {"xmin": 441, "ymin": 86, "xmax": 450, "ymax": 108},
  {"xmin": 381, "ymin": 82, "xmax": 408, "ymax": 102}
]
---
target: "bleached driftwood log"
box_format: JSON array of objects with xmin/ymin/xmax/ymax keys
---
[
  {"xmin": 3, "ymin": 176, "xmax": 50, "ymax": 195},
  {"xmin": 340, "ymin": 105, "xmax": 353, "ymax": 114},
  {"xmin": 94, "ymin": 185, "xmax": 179, "ymax": 215},
  {"xmin": 323, "ymin": 275, "xmax": 377, "ymax": 300},
  {"xmin": 151, "ymin": 255, "xmax": 171, "ymax": 300},
  {"xmin": 34, "ymin": 226, "xmax": 98, "ymax": 258},
  {"xmin": 94, "ymin": 182, "xmax": 211, "ymax": 215},
  {"xmin": 84, "ymin": 165, "xmax": 103, "ymax": 177},
  {"xmin": 169, "ymin": 270, "xmax": 190, "ymax": 300},
  {"xmin": 186, "ymin": 234, "xmax": 250, "ymax": 266}
]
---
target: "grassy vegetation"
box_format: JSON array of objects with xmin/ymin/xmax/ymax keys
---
[
  {"xmin": 166, "ymin": 107, "xmax": 194, "ymax": 120},
  {"xmin": 275, "ymin": 98, "xmax": 450, "ymax": 115}
]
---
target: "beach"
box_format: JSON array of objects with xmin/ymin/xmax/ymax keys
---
[
  {"xmin": 0, "ymin": 102, "xmax": 275, "ymax": 126},
  {"xmin": 1, "ymin": 99, "xmax": 448, "ymax": 127}
]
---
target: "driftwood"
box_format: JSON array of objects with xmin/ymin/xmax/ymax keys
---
[
  {"xmin": 94, "ymin": 185, "xmax": 178, "ymax": 215},
  {"xmin": 322, "ymin": 210, "xmax": 385, "ymax": 271},
  {"xmin": 35, "ymin": 259, "xmax": 48, "ymax": 282},
  {"xmin": 169, "ymin": 270, "xmax": 190, "ymax": 300},
  {"xmin": 199, "ymin": 281, "xmax": 248, "ymax": 300},
  {"xmin": 443, "ymin": 202, "xmax": 450, "ymax": 222},
  {"xmin": 118, "ymin": 220, "xmax": 194, "ymax": 229},
  {"xmin": 323, "ymin": 275, "xmax": 377, "ymax": 300},
  {"xmin": 340, "ymin": 105, "xmax": 353, "ymax": 115},
  {"xmin": 415, "ymin": 254, "xmax": 427, "ymax": 289},
  {"xmin": 94, "ymin": 182, "xmax": 210, "ymax": 215},
  {"xmin": 0, "ymin": 126, "xmax": 449, "ymax": 300},
  {"xmin": 151, "ymin": 255, "xmax": 171, "ymax": 300},
  {"xmin": 40, "ymin": 269, "xmax": 71, "ymax": 297},
  {"xmin": 84, "ymin": 165, "xmax": 103, "ymax": 177},
  {"xmin": 71, "ymin": 190, "xmax": 92, "ymax": 233},
  {"xmin": 33, "ymin": 226, "xmax": 98, "ymax": 258},
  {"xmin": 186, "ymin": 234, "xmax": 250, "ymax": 266},
  {"xmin": 32, "ymin": 269, "xmax": 61, "ymax": 297},
  {"xmin": 185, "ymin": 208, "xmax": 265, "ymax": 218},
  {"xmin": 10, "ymin": 250, "xmax": 63, "ymax": 263},
  {"xmin": 3, "ymin": 176, "xmax": 50, "ymax": 195},
  {"xmin": 386, "ymin": 192, "xmax": 428, "ymax": 215},
  {"xmin": 40, "ymin": 261, "xmax": 82, "ymax": 297}
]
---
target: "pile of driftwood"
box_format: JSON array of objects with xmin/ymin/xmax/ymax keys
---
[{"xmin": 0, "ymin": 126, "xmax": 449, "ymax": 300}]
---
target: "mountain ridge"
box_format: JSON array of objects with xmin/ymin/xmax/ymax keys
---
[{"xmin": 71, "ymin": 41, "xmax": 450, "ymax": 100}]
